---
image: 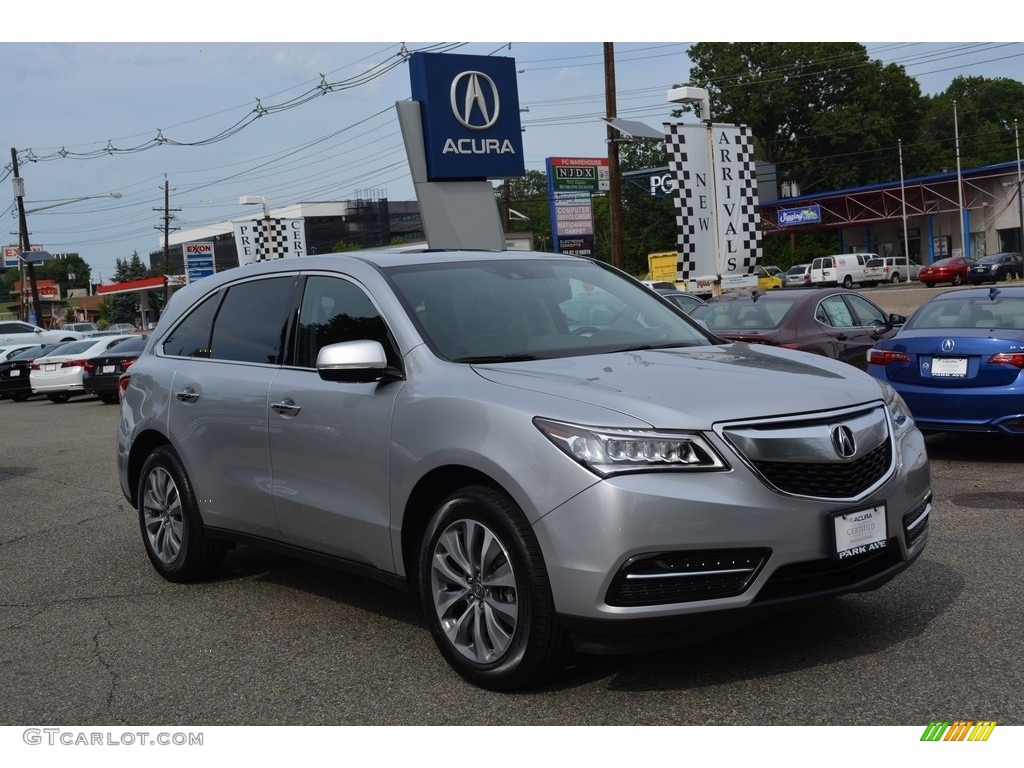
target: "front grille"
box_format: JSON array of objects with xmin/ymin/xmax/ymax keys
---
[
  {"xmin": 607, "ymin": 549, "xmax": 770, "ymax": 606},
  {"xmin": 751, "ymin": 439, "xmax": 892, "ymax": 498},
  {"xmin": 754, "ymin": 539, "xmax": 902, "ymax": 603}
]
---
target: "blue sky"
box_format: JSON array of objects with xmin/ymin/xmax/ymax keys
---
[{"xmin": 2, "ymin": 4, "xmax": 1022, "ymax": 281}]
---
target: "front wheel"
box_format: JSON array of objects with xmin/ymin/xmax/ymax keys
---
[
  {"xmin": 952, "ymin": 274, "xmax": 963, "ymax": 286},
  {"xmin": 842, "ymin": 275, "xmax": 853, "ymax": 289},
  {"xmin": 46, "ymin": 392, "xmax": 71, "ymax": 403},
  {"xmin": 137, "ymin": 445, "xmax": 225, "ymax": 583},
  {"xmin": 419, "ymin": 485, "xmax": 568, "ymax": 691}
]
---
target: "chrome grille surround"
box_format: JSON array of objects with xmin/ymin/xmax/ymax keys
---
[{"xmin": 717, "ymin": 404, "xmax": 895, "ymax": 501}]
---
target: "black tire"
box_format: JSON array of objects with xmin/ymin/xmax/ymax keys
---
[
  {"xmin": 1003, "ymin": 271, "xmax": 1015, "ymax": 282},
  {"xmin": 890, "ymin": 273, "xmax": 901, "ymax": 283},
  {"xmin": 842, "ymin": 275, "xmax": 853, "ymax": 289},
  {"xmin": 10, "ymin": 392, "xmax": 30, "ymax": 402},
  {"xmin": 419, "ymin": 485, "xmax": 568, "ymax": 691},
  {"xmin": 137, "ymin": 445, "xmax": 225, "ymax": 583},
  {"xmin": 951, "ymin": 275, "xmax": 963, "ymax": 286},
  {"xmin": 46, "ymin": 392, "xmax": 71, "ymax": 403},
  {"xmin": 922, "ymin": 282, "xmax": 934, "ymax": 288},
  {"xmin": 98, "ymin": 393, "xmax": 120, "ymax": 405}
]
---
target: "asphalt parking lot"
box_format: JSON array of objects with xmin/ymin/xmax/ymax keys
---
[{"xmin": 1, "ymin": 285, "xmax": 1022, "ymax": 727}]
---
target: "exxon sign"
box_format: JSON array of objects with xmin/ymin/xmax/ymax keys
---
[{"xmin": 408, "ymin": 52, "xmax": 525, "ymax": 181}]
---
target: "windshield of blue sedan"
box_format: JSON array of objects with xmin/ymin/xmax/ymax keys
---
[
  {"xmin": 386, "ymin": 258, "xmax": 710, "ymax": 361},
  {"xmin": 906, "ymin": 296, "xmax": 1024, "ymax": 330}
]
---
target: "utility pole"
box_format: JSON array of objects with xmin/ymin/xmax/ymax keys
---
[
  {"xmin": 603, "ymin": 43, "xmax": 624, "ymax": 270},
  {"xmin": 154, "ymin": 176, "xmax": 180, "ymax": 311},
  {"xmin": 10, "ymin": 148, "xmax": 44, "ymax": 326}
]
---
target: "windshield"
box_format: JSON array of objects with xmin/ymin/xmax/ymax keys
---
[
  {"xmin": 385, "ymin": 258, "xmax": 711, "ymax": 362},
  {"xmin": 691, "ymin": 297, "xmax": 795, "ymax": 331},
  {"xmin": 906, "ymin": 296, "xmax": 1024, "ymax": 330}
]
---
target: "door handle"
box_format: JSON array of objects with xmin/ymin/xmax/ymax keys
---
[
  {"xmin": 271, "ymin": 398, "xmax": 301, "ymax": 417},
  {"xmin": 175, "ymin": 387, "xmax": 199, "ymax": 403}
]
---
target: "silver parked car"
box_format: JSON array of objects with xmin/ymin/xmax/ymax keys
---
[{"xmin": 117, "ymin": 250, "xmax": 932, "ymax": 690}]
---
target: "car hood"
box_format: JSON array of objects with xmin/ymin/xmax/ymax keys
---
[{"xmin": 472, "ymin": 343, "xmax": 884, "ymax": 426}]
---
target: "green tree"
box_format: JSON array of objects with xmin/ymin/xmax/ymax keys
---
[
  {"xmin": 618, "ymin": 140, "xmax": 676, "ymax": 275},
  {"xmin": 920, "ymin": 76, "xmax": 1024, "ymax": 172},
  {"xmin": 106, "ymin": 251, "xmax": 150, "ymax": 325},
  {"xmin": 495, "ymin": 171, "xmax": 553, "ymax": 250},
  {"xmin": 683, "ymin": 43, "xmax": 925, "ymax": 193},
  {"xmin": 35, "ymin": 253, "xmax": 92, "ymax": 298}
]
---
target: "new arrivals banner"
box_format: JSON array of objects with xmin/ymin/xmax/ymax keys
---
[{"xmin": 663, "ymin": 123, "xmax": 761, "ymax": 281}]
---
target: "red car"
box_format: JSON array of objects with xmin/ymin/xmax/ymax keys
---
[
  {"xmin": 918, "ymin": 256, "xmax": 975, "ymax": 287},
  {"xmin": 691, "ymin": 288, "xmax": 905, "ymax": 370}
]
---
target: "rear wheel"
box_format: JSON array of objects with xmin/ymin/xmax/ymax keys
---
[
  {"xmin": 98, "ymin": 393, "xmax": 120, "ymax": 405},
  {"xmin": 46, "ymin": 392, "xmax": 71, "ymax": 403},
  {"xmin": 10, "ymin": 392, "xmax": 30, "ymax": 402},
  {"xmin": 952, "ymin": 274, "xmax": 963, "ymax": 286},
  {"xmin": 922, "ymin": 282, "xmax": 935, "ymax": 288},
  {"xmin": 842, "ymin": 275, "xmax": 853, "ymax": 289},
  {"xmin": 890, "ymin": 273, "xmax": 901, "ymax": 283},
  {"xmin": 419, "ymin": 485, "xmax": 568, "ymax": 691},
  {"xmin": 137, "ymin": 445, "xmax": 225, "ymax": 583}
]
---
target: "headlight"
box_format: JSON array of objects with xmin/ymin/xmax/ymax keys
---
[
  {"xmin": 534, "ymin": 418, "xmax": 727, "ymax": 477},
  {"xmin": 878, "ymin": 381, "xmax": 915, "ymax": 435}
]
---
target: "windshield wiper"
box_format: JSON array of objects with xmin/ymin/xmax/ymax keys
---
[{"xmin": 453, "ymin": 354, "xmax": 539, "ymax": 363}]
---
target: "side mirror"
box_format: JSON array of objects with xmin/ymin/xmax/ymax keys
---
[
  {"xmin": 888, "ymin": 313, "xmax": 907, "ymax": 327},
  {"xmin": 316, "ymin": 339, "xmax": 403, "ymax": 384}
]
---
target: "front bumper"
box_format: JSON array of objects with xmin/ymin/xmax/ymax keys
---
[{"xmin": 531, "ymin": 423, "xmax": 930, "ymax": 649}]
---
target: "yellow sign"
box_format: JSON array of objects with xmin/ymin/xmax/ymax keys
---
[{"xmin": 647, "ymin": 252, "xmax": 678, "ymax": 284}]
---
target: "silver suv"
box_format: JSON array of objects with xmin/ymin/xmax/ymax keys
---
[{"xmin": 117, "ymin": 250, "xmax": 931, "ymax": 690}]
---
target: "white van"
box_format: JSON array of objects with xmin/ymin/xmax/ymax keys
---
[
  {"xmin": 809, "ymin": 253, "xmax": 874, "ymax": 288},
  {"xmin": 862, "ymin": 255, "xmax": 922, "ymax": 286}
]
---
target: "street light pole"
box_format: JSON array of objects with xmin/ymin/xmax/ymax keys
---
[{"xmin": 10, "ymin": 148, "xmax": 44, "ymax": 326}]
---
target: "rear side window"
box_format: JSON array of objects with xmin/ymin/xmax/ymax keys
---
[
  {"xmin": 209, "ymin": 277, "xmax": 296, "ymax": 365},
  {"xmin": 163, "ymin": 291, "xmax": 222, "ymax": 358}
]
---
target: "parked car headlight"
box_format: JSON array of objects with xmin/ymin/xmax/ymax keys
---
[
  {"xmin": 878, "ymin": 381, "xmax": 915, "ymax": 435},
  {"xmin": 534, "ymin": 418, "xmax": 727, "ymax": 477}
]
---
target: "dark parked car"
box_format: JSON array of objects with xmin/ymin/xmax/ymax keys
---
[
  {"xmin": 82, "ymin": 334, "xmax": 149, "ymax": 403},
  {"xmin": 690, "ymin": 288, "xmax": 905, "ymax": 370},
  {"xmin": 867, "ymin": 286, "xmax": 1024, "ymax": 434},
  {"xmin": 918, "ymin": 256, "xmax": 975, "ymax": 287},
  {"xmin": 0, "ymin": 344, "xmax": 68, "ymax": 401},
  {"xmin": 653, "ymin": 287, "xmax": 705, "ymax": 313},
  {"xmin": 967, "ymin": 252, "xmax": 1023, "ymax": 284}
]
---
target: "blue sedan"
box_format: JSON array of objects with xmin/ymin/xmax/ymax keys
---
[{"xmin": 866, "ymin": 286, "xmax": 1024, "ymax": 434}]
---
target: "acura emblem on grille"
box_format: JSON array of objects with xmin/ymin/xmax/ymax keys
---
[{"xmin": 831, "ymin": 425, "xmax": 857, "ymax": 458}]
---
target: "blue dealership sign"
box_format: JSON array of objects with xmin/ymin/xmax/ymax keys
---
[{"xmin": 409, "ymin": 52, "xmax": 525, "ymax": 181}]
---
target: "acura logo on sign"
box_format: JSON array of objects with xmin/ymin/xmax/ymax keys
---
[
  {"xmin": 941, "ymin": 339, "xmax": 956, "ymax": 352},
  {"xmin": 450, "ymin": 71, "xmax": 500, "ymax": 130},
  {"xmin": 831, "ymin": 425, "xmax": 857, "ymax": 459}
]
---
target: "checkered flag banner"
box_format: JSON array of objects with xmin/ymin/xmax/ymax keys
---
[
  {"xmin": 233, "ymin": 218, "xmax": 307, "ymax": 266},
  {"xmin": 664, "ymin": 123, "xmax": 711, "ymax": 281},
  {"xmin": 718, "ymin": 125, "xmax": 761, "ymax": 275},
  {"xmin": 251, "ymin": 219, "xmax": 293, "ymax": 261},
  {"xmin": 663, "ymin": 123, "xmax": 762, "ymax": 280}
]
